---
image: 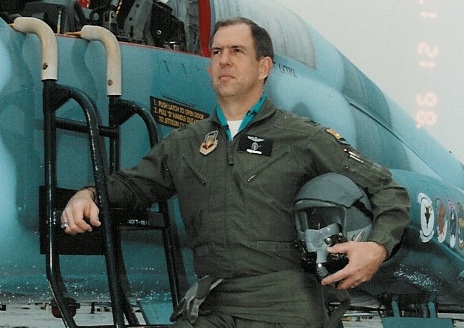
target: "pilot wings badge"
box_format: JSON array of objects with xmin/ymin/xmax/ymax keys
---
[
  {"xmin": 247, "ymin": 136, "xmax": 265, "ymax": 155},
  {"xmin": 200, "ymin": 131, "xmax": 219, "ymax": 155},
  {"xmin": 238, "ymin": 135, "xmax": 273, "ymax": 156}
]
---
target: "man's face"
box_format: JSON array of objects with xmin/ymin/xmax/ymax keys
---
[{"xmin": 208, "ymin": 23, "xmax": 269, "ymax": 101}]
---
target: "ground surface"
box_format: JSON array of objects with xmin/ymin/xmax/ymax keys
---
[{"xmin": 0, "ymin": 300, "xmax": 463, "ymax": 327}]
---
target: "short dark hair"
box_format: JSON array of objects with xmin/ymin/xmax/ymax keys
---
[{"xmin": 209, "ymin": 17, "xmax": 274, "ymax": 61}]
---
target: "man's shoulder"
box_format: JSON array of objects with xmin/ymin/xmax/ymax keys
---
[
  {"xmin": 166, "ymin": 117, "xmax": 214, "ymax": 139},
  {"xmin": 272, "ymin": 108, "xmax": 323, "ymax": 133}
]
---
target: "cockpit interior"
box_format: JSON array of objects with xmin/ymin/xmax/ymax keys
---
[{"xmin": 0, "ymin": 0, "xmax": 198, "ymax": 51}]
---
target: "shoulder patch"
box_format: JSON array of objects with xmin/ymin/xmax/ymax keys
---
[{"xmin": 326, "ymin": 128, "xmax": 349, "ymax": 144}]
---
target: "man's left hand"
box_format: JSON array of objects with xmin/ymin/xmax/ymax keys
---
[{"xmin": 320, "ymin": 241, "xmax": 387, "ymax": 290}]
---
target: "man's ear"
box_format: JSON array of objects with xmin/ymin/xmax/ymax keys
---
[
  {"xmin": 207, "ymin": 65, "xmax": 212, "ymax": 76},
  {"xmin": 259, "ymin": 56, "xmax": 273, "ymax": 81}
]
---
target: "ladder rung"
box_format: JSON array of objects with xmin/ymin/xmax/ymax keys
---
[{"xmin": 56, "ymin": 117, "xmax": 119, "ymax": 138}]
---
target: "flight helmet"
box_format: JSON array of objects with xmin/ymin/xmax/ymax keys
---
[{"xmin": 293, "ymin": 172, "xmax": 373, "ymax": 279}]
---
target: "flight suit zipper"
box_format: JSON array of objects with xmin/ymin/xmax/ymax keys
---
[
  {"xmin": 182, "ymin": 156, "xmax": 207, "ymax": 186},
  {"xmin": 227, "ymin": 143, "xmax": 234, "ymax": 166},
  {"xmin": 247, "ymin": 151, "xmax": 290, "ymax": 182}
]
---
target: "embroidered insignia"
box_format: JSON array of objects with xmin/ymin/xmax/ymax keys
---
[
  {"xmin": 238, "ymin": 134, "xmax": 273, "ymax": 156},
  {"xmin": 200, "ymin": 131, "xmax": 218, "ymax": 155},
  {"xmin": 344, "ymin": 149, "xmax": 365, "ymax": 164},
  {"xmin": 248, "ymin": 136, "xmax": 265, "ymax": 143},
  {"xmin": 326, "ymin": 128, "xmax": 349, "ymax": 144},
  {"xmin": 247, "ymin": 136, "xmax": 264, "ymax": 155}
]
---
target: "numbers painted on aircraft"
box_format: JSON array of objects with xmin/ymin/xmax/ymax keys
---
[
  {"xmin": 418, "ymin": 42, "xmax": 438, "ymax": 68},
  {"xmin": 415, "ymin": 1, "xmax": 438, "ymax": 129},
  {"xmin": 420, "ymin": 12, "xmax": 437, "ymax": 19},
  {"xmin": 415, "ymin": 110, "xmax": 437, "ymax": 129},
  {"xmin": 415, "ymin": 93, "xmax": 438, "ymax": 128},
  {"xmin": 416, "ymin": 92, "xmax": 438, "ymax": 107}
]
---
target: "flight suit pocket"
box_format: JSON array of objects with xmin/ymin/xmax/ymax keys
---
[
  {"xmin": 342, "ymin": 148, "xmax": 391, "ymax": 188},
  {"xmin": 176, "ymin": 156, "xmax": 209, "ymax": 226},
  {"xmin": 244, "ymin": 149, "xmax": 306, "ymax": 207}
]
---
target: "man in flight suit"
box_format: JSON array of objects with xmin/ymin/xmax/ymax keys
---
[{"xmin": 61, "ymin": 17, "xmax": 410, "ymax": 327}]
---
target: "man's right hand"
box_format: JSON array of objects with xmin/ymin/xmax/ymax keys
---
[{"xmin": 60, "ymin": 188, "xmax": 101, "ymax": 235}]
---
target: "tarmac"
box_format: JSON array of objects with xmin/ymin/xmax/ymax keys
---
[
  {"xmin": 1, "ymin": 300, "xmax": 464, "ymax": 328},
  {"xmin": 0, "ymin": 300, "xmax": 382, "ymax": 328}
]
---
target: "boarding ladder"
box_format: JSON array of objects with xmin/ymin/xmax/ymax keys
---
[{"xmin": 12, "ymin": 17, "xmax": 184, "ymax": 327}]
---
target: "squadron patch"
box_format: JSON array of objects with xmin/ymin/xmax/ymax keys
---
[
  {"xmin": 457, "ymin": 202, "xmax": 464, "ymax": 250},
  {"xmin": 200, "ymin": 131, "xmax": 218, "ymax": 155},
  {"xmin": 326, "ymin": 128, "xmax": 349, "ymax": 145},
  {"xmin": 436, "ymin": 198, "xmax": 447, "ymax": 244},
  {"xmin": 418, "ymin": 192, "xmax": 434, "ymax": 243},
  {"xmin": 449, "ymin": 200, "xmax": 457, "ymax": 248}
]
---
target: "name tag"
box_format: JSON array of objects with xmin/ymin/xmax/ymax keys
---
[{"xmin": 238, "ymin": 135, "xmax": 273, "ymax": 157}]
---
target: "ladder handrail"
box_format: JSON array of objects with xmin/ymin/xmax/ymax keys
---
[
  {"xmin": 11, "ymin": 17, "xmax": 58, "ymax": 81},
  {"xmin": 13, "ymin": 16, "xmax": 182, "ymax": 327},
  {"xmin": 43, "ymin": 80, "xmax": 126, "ymax": 327},
  {"xmin": 69, "ymin": 24, "xmax": 122, "ymax": 96}
]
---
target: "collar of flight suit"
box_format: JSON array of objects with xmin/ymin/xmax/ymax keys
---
[{"xmin": 210, "ymin": 95, "xmax": 277, "ymax": 133}]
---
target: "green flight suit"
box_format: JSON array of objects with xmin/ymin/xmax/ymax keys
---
[{"xmin": 105, "ymin": 98, "xmax": 410, "ymax": 326}]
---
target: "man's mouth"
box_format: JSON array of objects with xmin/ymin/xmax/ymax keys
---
[{"xmin": 219, "ymin": 74, "xmax": 234, "ymax": 81}]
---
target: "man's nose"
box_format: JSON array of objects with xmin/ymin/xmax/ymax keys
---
[{"xmin": 219, "ymin": 50, "xmax": 232, "ymax": 65}]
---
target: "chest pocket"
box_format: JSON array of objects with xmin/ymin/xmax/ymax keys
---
[
  {"xmin": 240, "ymin": 147, "xmax": 307, "ymax": 208},
  {"xmin": 175, "ymin": 156, "xmax": 209, "ymax": 222}
]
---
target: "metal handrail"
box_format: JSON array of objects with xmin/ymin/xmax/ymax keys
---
[{"xmin": 12, "ymin": 17, "xmax": 182, "ymax": 327}]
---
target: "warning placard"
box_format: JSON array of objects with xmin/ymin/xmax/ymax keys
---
[{"xmin": 151, "ymin": 97, "xmax": 209, "ymax": 128}]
